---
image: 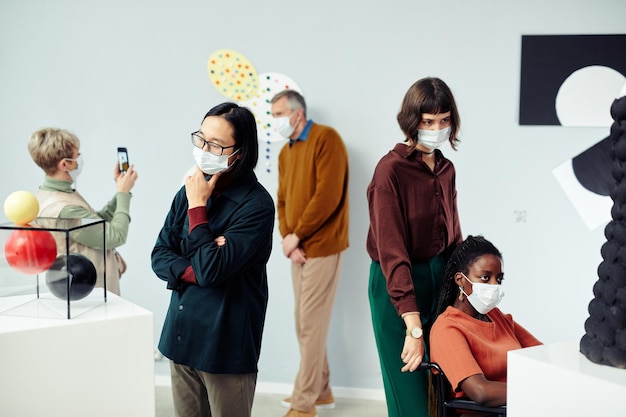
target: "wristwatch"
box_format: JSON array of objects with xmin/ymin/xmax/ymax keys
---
[{"xmin": 406, "ymin": 326, "xmax": 423, "ymax": 339}]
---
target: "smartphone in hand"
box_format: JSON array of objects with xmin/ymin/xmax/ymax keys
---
[{"xmin": 117, "ymin": 147, "xmax": 129, "ymax": 173}]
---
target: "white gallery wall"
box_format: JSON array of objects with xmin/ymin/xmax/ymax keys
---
[{"xmin": 1, "ymin": 0, "xmax": 624, "ymax": 393}]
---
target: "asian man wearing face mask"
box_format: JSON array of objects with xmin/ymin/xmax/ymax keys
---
[{"xmin": 152, "ymin": 102, "xmax": 275, "ymax": 417}]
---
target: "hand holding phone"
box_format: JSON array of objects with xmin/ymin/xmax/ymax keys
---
[
  {"xmin": 117, "ymin": 147, "xmax": 129, "ymax": 173},
  {"xmin": 115, "ymin": 147, "xmax": 137, "ymax": 193}
]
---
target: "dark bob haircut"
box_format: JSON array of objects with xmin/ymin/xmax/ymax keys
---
[
  {"xmin": 203, "ymin": 102, "xmax": 258, "ymax": 176},
  {"xmin": 397, "ymin": 77, "xmax": 461, "ymax": 150}
]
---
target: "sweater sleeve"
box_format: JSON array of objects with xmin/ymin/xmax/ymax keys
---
[
  {"xmin": 58, "ymin": 191, "xmax": 131, "ymax": 249},
  {"xmin": 293, "ymin": 128, "xmax": 349, "ymax": 241},
  {"xmin": 277, "ymin": 146, "xmax": 288, "ymax": 238}
]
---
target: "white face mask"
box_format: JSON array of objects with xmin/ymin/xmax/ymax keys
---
[
  {"xmin": 417, "ymin": 126, "xmax": 451, "ymax": 150},
  {"xmin": 192, "ymin": 146, "xmax": 238, "ymax": 175},
  {"xmin": 274, "ymin": 113, "xmax": 296, "ymax": 138},
  {"xmin": 65, "ymin": 155, "xmax": 84, "ymax": 183},
  {"xmin": 460, "ymin": 273, "xmax": 504, "ymax": 315}
]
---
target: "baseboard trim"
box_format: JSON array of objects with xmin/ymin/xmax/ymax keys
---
[
  {"xmin": 155, "ymin": 376, "xmax": 385, "ymax": 402},
  {"xmin": 332, "ymin": 386, "xmax": 385, "ymax": 401},
  {"xmin": 253, "ymin": 382, "xmax": 385, "ymax": 401}
]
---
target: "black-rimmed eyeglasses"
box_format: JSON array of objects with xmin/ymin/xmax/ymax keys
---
[{"xmin": 191, "ymin": 131, "xmax": 236, "ymax": 156}]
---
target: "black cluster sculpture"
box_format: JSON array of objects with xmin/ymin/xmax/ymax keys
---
[{"xmin": 580, "ymin": 94, "xmax": 626, "ymax": 368}]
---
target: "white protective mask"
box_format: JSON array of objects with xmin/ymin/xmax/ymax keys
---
[
  {"xmin": 65, "ymin": 155, "xmax": 84, "ymax": 183},
  {"xmin": 192, "ymin": 146, "xmax": 239, "ymax": 175},
  {"xmin": 274, "ymin": 113, "xmax": 296, "ymax": 138},
  {"xmin": 417, "ymin": 126, "xmax": 451, "ymax": 151},
  {"xmin": 460, "ymin": 273, "xmax": 504, "ymax": 315}
]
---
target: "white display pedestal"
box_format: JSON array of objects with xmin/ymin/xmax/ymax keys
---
[
  {"xmin": 508, "ymin": 340, "xmax": 626, "ymax": 417},
  {"xmin": 0, "ymin": 292, "xmax": 154, "ymax": 417}
]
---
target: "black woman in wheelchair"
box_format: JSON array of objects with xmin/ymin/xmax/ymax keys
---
[{"xmin": 429, "ymin": 236, "xmax": 542, "ymax": 415}]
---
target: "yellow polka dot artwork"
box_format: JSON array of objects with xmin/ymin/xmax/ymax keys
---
[{"xmin": 207, "ymin": 49, "xmax": 259, "ymax": 101}]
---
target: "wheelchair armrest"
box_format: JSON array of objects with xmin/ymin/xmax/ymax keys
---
[{"xmin": 447, "ymin": 398, "xmax": 506, "ymax": 414}]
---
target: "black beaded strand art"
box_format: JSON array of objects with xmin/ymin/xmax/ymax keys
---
[{"xmin": 580, "ymin": 95, "xmax": 626, "ymax": 368}]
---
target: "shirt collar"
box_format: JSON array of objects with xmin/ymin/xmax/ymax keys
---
[
  {"xmin": 208, "ymin": 171, "xmax": 258, "ymax": 204},
  {"xmin": 394, "ymin": 142, "xmax": 439, "ymax": 160},
  {"xmin": 290, "ymin": 120, "xmax": 313, "ymax": 146}
]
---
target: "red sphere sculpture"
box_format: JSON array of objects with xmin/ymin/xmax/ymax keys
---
[{"xmin": 4, "ymin": 229, "xmax": 57, "ymax": 274}]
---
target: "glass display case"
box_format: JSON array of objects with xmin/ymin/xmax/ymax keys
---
[{"xmin": 0, "ymin": 217, "xmax": 107, "ymax": 319}]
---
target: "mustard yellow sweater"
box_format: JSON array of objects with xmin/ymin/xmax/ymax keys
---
[{"xmin": 277, "ymin": 122, "xmax": 349, "ymax": 258}]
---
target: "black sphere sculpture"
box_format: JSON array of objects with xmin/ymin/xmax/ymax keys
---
[
  {"xmin": 580, "ymin": 93, "xmax": 626, "ymax": 368},
  {"xmin": 45, "ymin": 253, "xmax": 97, "ymax": 301}
]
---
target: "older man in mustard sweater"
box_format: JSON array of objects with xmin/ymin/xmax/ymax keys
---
[{"xmin": 271, "ymin": 90, "xmax": 350, "ymax": 417}]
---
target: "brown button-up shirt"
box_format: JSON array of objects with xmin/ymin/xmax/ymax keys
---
[{"xmin": 367, "ymin": 143, "xmax": 462, "ymax": 315}]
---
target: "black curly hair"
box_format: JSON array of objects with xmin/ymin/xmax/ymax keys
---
[{"xmin": 434, "ymin": 235, "xmax": 503, "ymax": 318}]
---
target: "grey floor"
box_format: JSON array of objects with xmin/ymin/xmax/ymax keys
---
[{"xmin": 155, "ymin": 385, "xmax": 388, "ymax": 417}]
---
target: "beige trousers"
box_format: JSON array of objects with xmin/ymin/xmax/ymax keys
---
[{"xmin": 290, "ymin": 252, "xmax": 343, "ymax": 412}]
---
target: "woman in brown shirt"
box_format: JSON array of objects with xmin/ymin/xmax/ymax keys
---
[{"xmin": 366, "ymin": 77, "xmax": 463, "ymax": 417}]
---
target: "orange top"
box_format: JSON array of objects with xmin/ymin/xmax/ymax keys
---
[{"xmin": 430, "ymin": 306, "xmax": 542, "ymax": 398}]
